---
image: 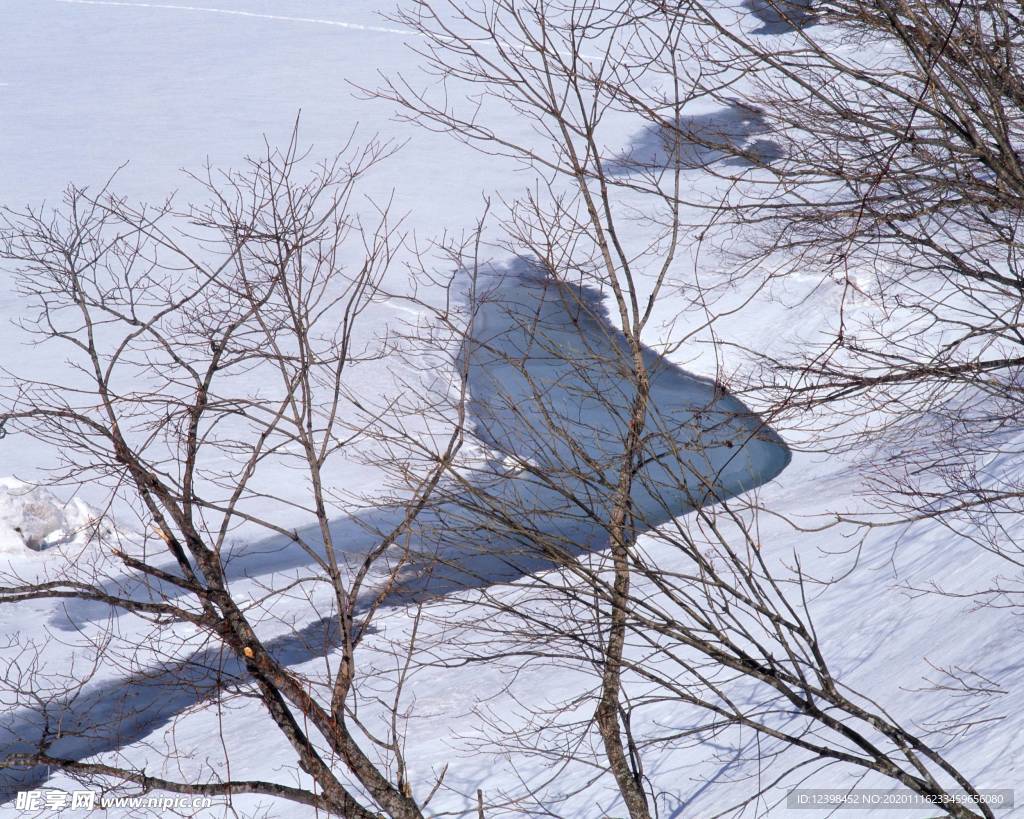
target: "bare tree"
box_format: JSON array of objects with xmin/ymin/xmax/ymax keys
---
[
  {"xmin": 681, "ymin": 0, "xmax": 1024, "ymax": 549},
  {"xmin": 0, "ymin": 130, "xmax": 461, "ymax": 817},
  {"xmin": 366, "ymin": 1, "xmax": 996, "ymax": 816}
]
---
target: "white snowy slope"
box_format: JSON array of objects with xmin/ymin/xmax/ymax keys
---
[{"xmin": 0, "ymin": 1, "xmax": 1021, "ymax": 818}]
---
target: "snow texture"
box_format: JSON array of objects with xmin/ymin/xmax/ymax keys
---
[{"xmin": 0, "ymin": 479, "xmax": 97, "ymax": 553}]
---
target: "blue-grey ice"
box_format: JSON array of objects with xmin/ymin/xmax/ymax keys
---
[{"xmin": 381, "ymin": 258, "xmax": 790, "ymax": 598}]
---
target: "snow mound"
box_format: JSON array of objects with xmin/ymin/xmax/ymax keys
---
[{"xmin": 0, "ymin": 478, "xmax": 100, "ymax": 553}]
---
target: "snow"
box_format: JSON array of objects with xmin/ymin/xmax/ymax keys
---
[
  {"xmin": 0, "ymin": 1, "xmax": 1021, "ymax": 818},
  {"xmin": 0, "ymin": 479, "xmax": 100, "ymax": 554}
]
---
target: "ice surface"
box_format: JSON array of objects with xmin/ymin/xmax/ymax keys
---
[{"xmin": 460, "ymin": 258, "xmax": 790, "ymax": 509}]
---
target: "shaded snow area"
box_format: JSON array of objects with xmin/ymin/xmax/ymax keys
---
[
  {"xmin": 607, "ymin": 101, "xmax": 784, "ymax": 175},
  {"xmin": 37, "ymin": 258, "xmax": 788, "ymax": 624}
]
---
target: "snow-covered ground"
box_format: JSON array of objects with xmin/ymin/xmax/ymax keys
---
[{"xmin": 0, "ymin": 1, "xmax": 1021, "ymax": 817}]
